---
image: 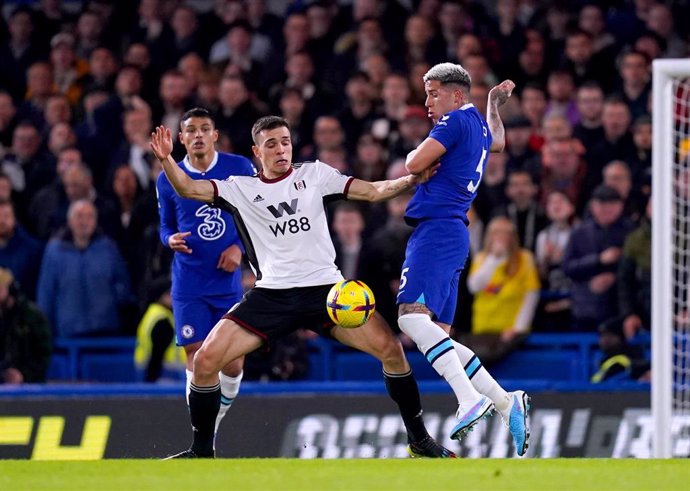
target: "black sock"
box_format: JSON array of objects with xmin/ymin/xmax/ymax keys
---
[
  {"xmin": 188, "ymin": 382, "xmax": 221, "ymax": 456},
  {"xmin": 383, "ymin": 370, "xmax": 429, "ymax": 443}
]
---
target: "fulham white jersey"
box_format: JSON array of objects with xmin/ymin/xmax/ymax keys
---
[{"xmin": 211, "ymin": 160, "xmax": 354, "ymax": 288}]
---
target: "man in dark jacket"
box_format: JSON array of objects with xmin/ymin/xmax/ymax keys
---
[
  {"xmin": 562, "ymin": 185, "xmax": 635, "ymax": 331},
  {"xmin": 0, "ymin": 268, "xmax": 52, "ymax": 384}
]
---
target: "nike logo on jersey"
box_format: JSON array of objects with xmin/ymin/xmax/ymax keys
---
[{"xmin": 253, "ymin": 194, "xmax": 265, "ymax": 202}]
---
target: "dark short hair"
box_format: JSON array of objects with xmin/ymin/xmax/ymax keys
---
[
  {"xmin": 251, "ymin": 116, "xmax": 290, "ymax": 144},
  {"xmin": 180, "ymin": 107, "xmax": 214, "ymax": 128}
]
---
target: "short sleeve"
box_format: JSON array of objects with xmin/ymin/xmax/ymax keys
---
[
  {"xmin": 313, "ymin": 160, "xmax": 353, "ymax": 197},
  {"xmin": 428, "ymin": 112, "xmax": 464, "ymax": 150},
  {"xmin": 211, "ymin": 177, "xmax": 239, "ymax": 206}
]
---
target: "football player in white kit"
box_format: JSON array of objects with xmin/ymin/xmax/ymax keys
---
[{"xmin": 151, "ymin": 116, "xmax": 455, "ymax": 459}]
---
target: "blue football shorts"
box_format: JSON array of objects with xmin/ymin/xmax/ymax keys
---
[
  {"xmin": 397, "ymin": 218, "xmax": 470, "ymax": 324},
  {"xmin": 172, "ymin": 293, "xmax": 243, "ymax": 346}
]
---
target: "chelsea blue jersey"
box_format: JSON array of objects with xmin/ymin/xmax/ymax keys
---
[
  {"xmin": 156, "ymin": 151, "xmax": 255, "ymax": 298},
  {"xmin": 405, "ymin": 103, "xmax": 492, "ymax": 223}
]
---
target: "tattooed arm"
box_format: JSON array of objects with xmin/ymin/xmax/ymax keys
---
[{"xmin": 487, "ymin": 80, "xmax": 515, "ymax": 153}]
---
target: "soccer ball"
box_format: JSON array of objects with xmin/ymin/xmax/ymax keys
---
[{"xmin": 326, "ymin": 280, "xmax": 376, "ymax": 328}]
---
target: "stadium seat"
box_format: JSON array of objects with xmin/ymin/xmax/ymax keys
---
[{"xmin": 80, "ymin": 354, "xmax": 137, "ymax": 382}]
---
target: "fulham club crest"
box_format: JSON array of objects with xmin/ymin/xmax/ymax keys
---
[{"xmin": 294, "ymin": 179, "xmax": 307, "ymax": 191}]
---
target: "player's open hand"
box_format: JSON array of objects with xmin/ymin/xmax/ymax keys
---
[
  {"xmin": 168, "ymin": 231, "xmax": 192, "ymax": 254},
  {"xmin": 409, "ymin": 163, "xmax": 440, "ymax": 185},
  {"xmin": 489, "ymin": 80, "xmax": 515, "ymax": 107},
  {"xmin": 217, "ymin": 244, "xmax": 242, "ymax": 272},
  {"xmin": 150, "ymin": 125, "xmax": 174, "ymax": 162}
]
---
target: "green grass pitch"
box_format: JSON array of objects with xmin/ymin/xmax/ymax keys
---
[{"xmin": 1, "ymin": 459, "xmax": 688, "ymax": 490}]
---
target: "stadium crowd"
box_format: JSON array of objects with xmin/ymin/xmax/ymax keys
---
[{"xmin": 1, "ymin": 0, "xmax": 688, "ymax": 384}]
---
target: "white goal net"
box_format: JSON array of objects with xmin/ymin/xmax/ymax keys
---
[{"xmin": 652, "ymin": 59, "xmax": 690, "ymax": 458}]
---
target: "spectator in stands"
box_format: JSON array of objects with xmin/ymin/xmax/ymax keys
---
[
  {"xmin": 22, "ymin": 61, "xmax": 56, "ymax": 123},
  {"xmin": 494, "ymin": 170, "xmax": 548, "ymax": 252},
  {"xmin": 541, "ymin": 113, "xmax": 573, "ymax": 145},
  {"xmin": 166, "ymin": 5, "xmax": 207, "ymax": 69},
  {"xmin": 617, "ymin": 197, "xmax": 652, "ymax": 340},
  {"xmin": 278, "ymin": 87, "xmax": 311, "ymax": 157},
  {"xmin": 474, "ymin": 151, "xmax": 509, "ymax": 226},
  {"xmin": 615, "ymin": 50, "xmax": 651, "ymax": 120},
  {"xmin": 369, "ymin": 73, "xmax": 410, "ymax": 142},
  {"xmin": 0, "ymin": 268, "xmax": 52, "ymax": 384},
  {"xmin": 352, "ymin": 133, "xmax": 387, "ymax": 182},
  {"xmin": 49, "ymin": 33, "xmax": 88, "ymax": 106},
  {"xmin": 0, "ymin": 7, "xmax": 46, "ymax": 101},
  {"xmin": 37, "ymin": 199, "xmax": 133, "ymax": 338},
  {"xmin": 562, "ymin": 29, "xmax": 614, "ymax": 92},
  {"xmin": 110, "ymin": 164, "xmax": 143, "ymax": 264},
  {"xmin": 74, "ymin": 9, "xmax": 105, "ymax": 60},
  {"xmin": 535, "ymin": 190, "xmax": 576, "ymax": 330},
  {"xmin": 0, "ymin": 91, "xmax": 18, "ymax": 154},
  {"xmin": 303, "ymin": 116, "xmax": 347, "ymax": 166},
  {"xmin": 629, "ymin": 114, "xmax": 652, "ymax": 199},
  {"xmin": 512, "ymin": 31, "xmax": 548, "ymax": 90},
  {"xmin": 588, "ymin": 97, "xmax": 636, "ymax": 186},
  {"xmin": 539, "ymin": 138, "xmax": 588, "ymax": 215},
  {"xmin": 338, "ymin": 71, "xmax": 377, "ymax": 153},
  {"xmin": 332, "ymin": 202, "xmax": 367, "ymax": 281},
  {"xmin": 111, "ymin": 106, "xmax": 155, "ymax": 191},
  {"xmin": 123, "ymin": 43, "xmax": 158, "ymax": 100},
  {"xmin": 91, "ymin": 65, "xmax": 143, "ymax": 155},
  {"xmin": 602, "ymin": 160, "xmax": 638, "ymax": 221},
  {"xmin": 573, "ymin": 82, "xmax": 605, "ymax": 155},
  {"xmin": 1, "ymin": 121, "xmax": 55, "ymax": 211},
  {"xmin": 578, "ymin": 3, "xmax": 616, "ymax": 58},
  {"xmin": 544, "ymin": 70, "xmax": 579, "ymax": 126},
  {"xmin": 79, "ymin": 46, "xmax": 119, "ymax": 95},
  {"xmin": 519, "ymin": 83, "xmax": 547, "ymax": 146},
  {"xmin": 134, "ymin": 276, "xmax": 185, "ymax": 382},
  {"xmin": 215, "ymin": 75, "xmax": 265, "ymax": 158},
  {"xmin": 645, "ymin": 3, "xmax": 687, "ymax": 58},
  {"xmin": 210, "ymin": 20, "xmax": 265, "ymax": 89},
  {"xmin": 0, "ymin": 201, "xmax": 43, "ymax": 299},
  {"xmin": 389, "ymin": 105, "xmax": 432, "ymax": 162},
  {"xmin": 43, "ymin": 95, "xmax": 73, "ymax": 133},
  {"xmin": 562, "ymin": 185, "xmax": 635, "ymax": 331},
  {"xmin": 152, "ymin": 70, "xmax": 192, "ymax": 145},
  {"xmin": 403, "ymin": 14, "xmax": 444, "ymax": 70},
  {"xmin": 503, "ymin": 115, "xmax": 538, "ymax": 180},
  {"xmin": 464, "ymin": 217, "xmax": 540, "ymax": 364},
  {"xmin": 28, "ymin": 162, "xmax": 119, "ymax": 241}
]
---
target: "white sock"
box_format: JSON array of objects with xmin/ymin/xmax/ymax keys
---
[
  {"xmin": 185, "ymin": 369, "xmax": 193, "ymax": 405},
  {"xmin": 215, "ymin": 370, "xmax": 243, "ymax": 433},
  {"xmin": 452, "ymin": 340, "xmax": 511, "ymax": 413},
  {"xmin": 399, "ymin": 313, "xmax": 481, "ymax": 406}
]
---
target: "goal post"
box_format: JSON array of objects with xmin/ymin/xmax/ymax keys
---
[{"xmin": 652, "ymin": 59, "xmax": 690, "ymax": 458}]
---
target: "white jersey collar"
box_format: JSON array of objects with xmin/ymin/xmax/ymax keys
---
[
  {"xmin": 460, "ymin": 103, "xmax": 475, "ymax": 111},
  {"xmin": 183, "ymin": 151, "xmax": 219, "ymax": 174}
]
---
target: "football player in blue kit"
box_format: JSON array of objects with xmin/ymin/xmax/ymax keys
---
[
  {"xmin": 396, "ymin": 63, "xmax": 532, "ymax": 456},
  {"xmin": 156, "ymin": 108, "xmax": 255, "ymax": 441}
]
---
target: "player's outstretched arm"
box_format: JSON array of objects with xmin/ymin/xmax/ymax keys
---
[
  {"xmin": 487, "ymin": 79, "xmax": 515, "ymax": 153},
  {"xmin": 150, "ymin": 125, "xmax": 215, "ymax": 203},
  {"xmin": 346, "ymin": 165, "xmax": 438, "ymax": 202}
]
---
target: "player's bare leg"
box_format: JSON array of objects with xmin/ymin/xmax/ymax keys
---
[
  {"xmin": 183, "ymin": 344, "xmax": 245, "ymax": 437},
  {"xmin": 167, "ymin": 319, "xmax": 262, "ymax": 459},
  {"xmin": 331, "ymin": 312, "xmax": 456, "ymax": 458},
  {"xmin": 398, "ymin": 303, "xmax": 493, "ymax": 440}
]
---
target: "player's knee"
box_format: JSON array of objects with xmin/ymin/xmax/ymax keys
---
[
  {"xmin": 192, "ymin": 345, "xmax": 219, "ymax": 378},
  {"xmin": 374, "ymin": 335, "xmax": 406, "ymax": 366}
]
